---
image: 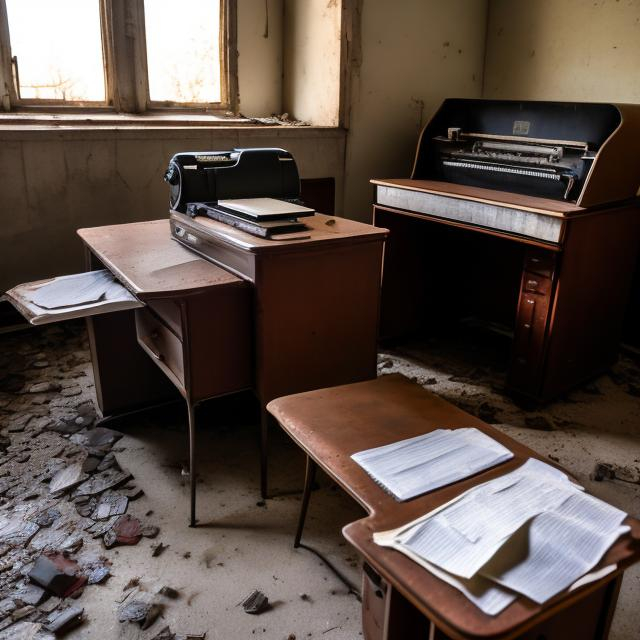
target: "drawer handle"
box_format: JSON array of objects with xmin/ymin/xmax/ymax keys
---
[{"xmin": 141, "ymin": 335, "xmax": 164, "ymax": 361}]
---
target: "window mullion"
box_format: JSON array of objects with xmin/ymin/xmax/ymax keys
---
[
  {"xmin": 108, "ymin": 0, "xmax": 148, "ymax": 113},
  {"xmin": 0, "ymin": 0, "xmax": 16, "ymax": 110}
]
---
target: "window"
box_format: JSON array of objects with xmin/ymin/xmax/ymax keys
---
[{"xmin": 0, "ymin": 0, "xmax": 235, "ymax": 113}]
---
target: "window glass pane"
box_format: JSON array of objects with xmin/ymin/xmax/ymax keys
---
[
  {"xmin": 144, "ymin": 0, "xmax": 221, "ymax": 104},
  {"xmin": 5, "ymin": 0, "xmax": 105, "ymax": 102}
]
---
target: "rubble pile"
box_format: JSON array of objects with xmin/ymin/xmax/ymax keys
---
[{"xmin": 0, "ymin": 323, "xmax": 159, "ymax": 637}]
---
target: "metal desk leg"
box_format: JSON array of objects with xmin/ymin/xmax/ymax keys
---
[
  {"xmin": 294, "ymin": 456, "xmax": 317, "ymax": 548},
  {"xmin": 260, "ymin": 409, "xmax": 270, "ymax": 499},
  {"xmin": 187, "ymin": 401, "xmax": 197, "ymax": 527}
]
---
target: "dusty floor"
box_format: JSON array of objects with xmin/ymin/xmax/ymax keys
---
[{"xmin": 0, "ymin": 322, "xmax": 639, "ymax": 639}]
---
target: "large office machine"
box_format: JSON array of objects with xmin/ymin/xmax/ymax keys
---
[{"xmin": 373, "ymin": 99, "xmax": 640, "ymax": 402}]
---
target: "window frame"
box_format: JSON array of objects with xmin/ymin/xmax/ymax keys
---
[{"xmin": 0, "ymin": 0, "xmax": 237, "ymax": 114}]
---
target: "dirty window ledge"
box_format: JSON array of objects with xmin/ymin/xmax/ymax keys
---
[{"xmin": 0, "ymin": 112, "xmax": 332, "ymax": 130}]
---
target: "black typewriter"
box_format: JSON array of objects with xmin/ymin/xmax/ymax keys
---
[{"xmin": 164, "ymin": 147, "xmax": 301, "ymax": 213}]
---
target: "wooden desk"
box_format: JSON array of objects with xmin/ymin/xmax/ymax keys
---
[
  {"xmin": 267, "ymin": 374, "xmax": 640, "ymax": 640},
  {"xmin": 78, "ymin": 215, "xmax": 387, "ymax": 524},
  {"xmin": 373, "ymin": 179, "xmax": 640, "ymax": 403}
]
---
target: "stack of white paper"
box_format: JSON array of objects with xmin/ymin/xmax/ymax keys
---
[
  {"xmin": 351, "ymin": 428, "xmax": 513, "ymax": 501},
  {"xmin": 6, "ymin": 270, "xmax": 143, "ymax": 325},
  {"xmin": 374, "ymin": 459, "xmax": 628, "ymax": 615}
]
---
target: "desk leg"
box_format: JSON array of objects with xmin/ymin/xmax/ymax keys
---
[
  {"xmin": 188, "ymin": 401, "xmax": 197, "ymax": 527},
  {"xmin": 260, "ymin": 409, "xmax": 270, "ymax": 499},
  {"xmin": 294, "ymin": 456, "xmax": 317, "ymax": 548}
]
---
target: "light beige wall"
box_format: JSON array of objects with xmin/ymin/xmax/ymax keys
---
[
  {"xmin": 282, "ymin": 0, "xmax": 342, "ymax": 125},
  {"xmin": 237, "ymin": 0, "xmax": 283, "ymax": 116},
  {"xmin": 483, "ymin": 0, "xmax": 640, "ymax": 103},
  {"xmin": 342, "ymin": 0, "xmax": 488, "ymax": 221}
]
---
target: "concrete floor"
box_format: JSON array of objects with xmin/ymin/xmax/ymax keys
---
[{"xmin": 1, "ymin": 322, "xmax": 639, "ymax": 639}]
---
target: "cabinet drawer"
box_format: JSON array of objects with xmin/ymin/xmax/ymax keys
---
[
  {"xmin": 522, "ymin": 272, "xmax": 552, "ymax": 296},
  {"xmin": 524, "ymin": 250, "xmax": 556, "ymax": 278},
  {"xmin": 135, "ymin": 308, "xmax": 185, "ymax": 390}
]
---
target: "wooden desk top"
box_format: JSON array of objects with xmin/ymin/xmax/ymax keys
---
[
  {"xmin": 267, "ymin": 374, "xmax": 640, "ymax": 640},
  {"xmin": 170, "ymin": 210, "xmax": 388, "ymax": 254},
  {"xmin": 372, "ymin": 178, "xmax": 586, "ymax": 218},
  {"xmin": 78, "ymin": 220, "xmax": 244, "ymax": 300}
]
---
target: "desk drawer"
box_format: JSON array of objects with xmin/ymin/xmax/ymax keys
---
[{"xmin": 135, "ymin": 307, "xmax": 185, "ymax": 390}]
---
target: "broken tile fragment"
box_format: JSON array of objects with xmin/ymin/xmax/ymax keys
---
[
  {"xmin": 118, "ymin": 600, "xmax": 150, "ymax": 624},
  {"xmin": 158, "ymin": 586, "xmax": 179, "ymax": 599},
  {"xmin": 0, "ymin": 517, "xmax": 39, "ymax": 546},
  {"xmin": 151, "ymin": 542, "xmax": 168, "ymax": 557},
  {"xmin": 0, "ymin": 620, "xmax": 43, "ymax": 640},
  {"xmin": 103, "ymin": 515, "xmax": 142, "ymax": 548},
  {"xmin": 43, "ymin": 606, "xmax": 84, "ymax": 635},
  {"xmin": 141, "ymin": 525, "xmax": 160, "ymax": 539},
  {"xmin": 241, "ymin": 590, "xmax": 269, "ymax": 614},
  {"xmin": 48, "ymin": 463, "xmax": 88, "ymax": 495},
  {"xmin": 28, "ymin": 552, "xmax": 87, "ymax": 598},
  {"xmin": 12, "ymin": 582, "xmax": 47, "ymax": 606},
  {"xmin": 73, "ymin": 467, "xmax": 132, "ymax": 498},
  {"xmin": 86, "ymin": 565, "xmax": 110, "ymax": 585},
  {"xmin": 90, "ymin": 492, "xmax": 128, "ymax": 520}
]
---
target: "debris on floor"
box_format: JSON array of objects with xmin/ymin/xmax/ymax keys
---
[
  {"xmin": 0, "ymin": 325, "xmax": 162, "ymax": 637},
  {"xmin": 241, "ymin": 590, "xmax": 269, "ymax": 614}
]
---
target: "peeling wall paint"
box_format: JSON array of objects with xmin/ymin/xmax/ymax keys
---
[{"xmin": 282, "ymin": 0, "xmax": 342, "ymax": 125}]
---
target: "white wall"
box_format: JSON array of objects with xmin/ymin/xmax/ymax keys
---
[
  {"xmin": 342, "ymin": 0, "xmax": 489, "ymax": 220},
  {"xmin": 483, "ymin": 0, "xmax": 640, "ymax": 103}
]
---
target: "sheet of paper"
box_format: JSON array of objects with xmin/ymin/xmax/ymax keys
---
[
  {"xmin": 374, "ymin": 458, "xmax": 628, "ymax": 615},
  {"xmin": 218, "ymin": 197, "xmax": 315, "ymax": 218},
  {"xmin": 30, "ymin": 269, "xmax": 117, "ymax": 309},
  {"xmin": 395, "ymin": 544, "xmax": 518, "ymax": 616},
  {"xmin": 351, "ymin": 427, "xmax": 513, "ymax": 501},
  {"xmin": 397, "ymin": 459, "xmax": 578, "ymax": 579},
  {"xmin": 481, "ymin": 491, "xmax": 628, "ymax": 603},
  {"xmin": 8, "ymin": 270, "xmax": 142, "ymax": 325}
]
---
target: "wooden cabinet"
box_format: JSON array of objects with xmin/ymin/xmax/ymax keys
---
[{"xmin": 373, "ymin": 180, "xmax": 640, "ymax": 403}]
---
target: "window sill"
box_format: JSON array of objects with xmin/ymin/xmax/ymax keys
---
[{"xmin": 0, "ymin": 111, "xmax": 304, "ymax": 129}]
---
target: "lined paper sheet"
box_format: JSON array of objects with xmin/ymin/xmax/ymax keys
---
[
  {"xmin": 481, "ymin": 491, "xmax": 628, "ymax": 603},
  {"xmin": 398, "ymin": 459, "xmax": 577, "ymax": 579},
  {"xmin": 351, "ymin": 428, "xmax": 513, "ymax": 501},
  {"xmin": 374, "ymin": 459, "xmax": 628, "ymax": 615}
]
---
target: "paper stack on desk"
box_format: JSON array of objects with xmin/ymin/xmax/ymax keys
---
[
  {"xmin": 374, "ymin": 459, "xmax": 629, "ymax": 616},
  {"xmin": 351, "ymin": 427, "xmax": 513, "ymax": 501}
]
